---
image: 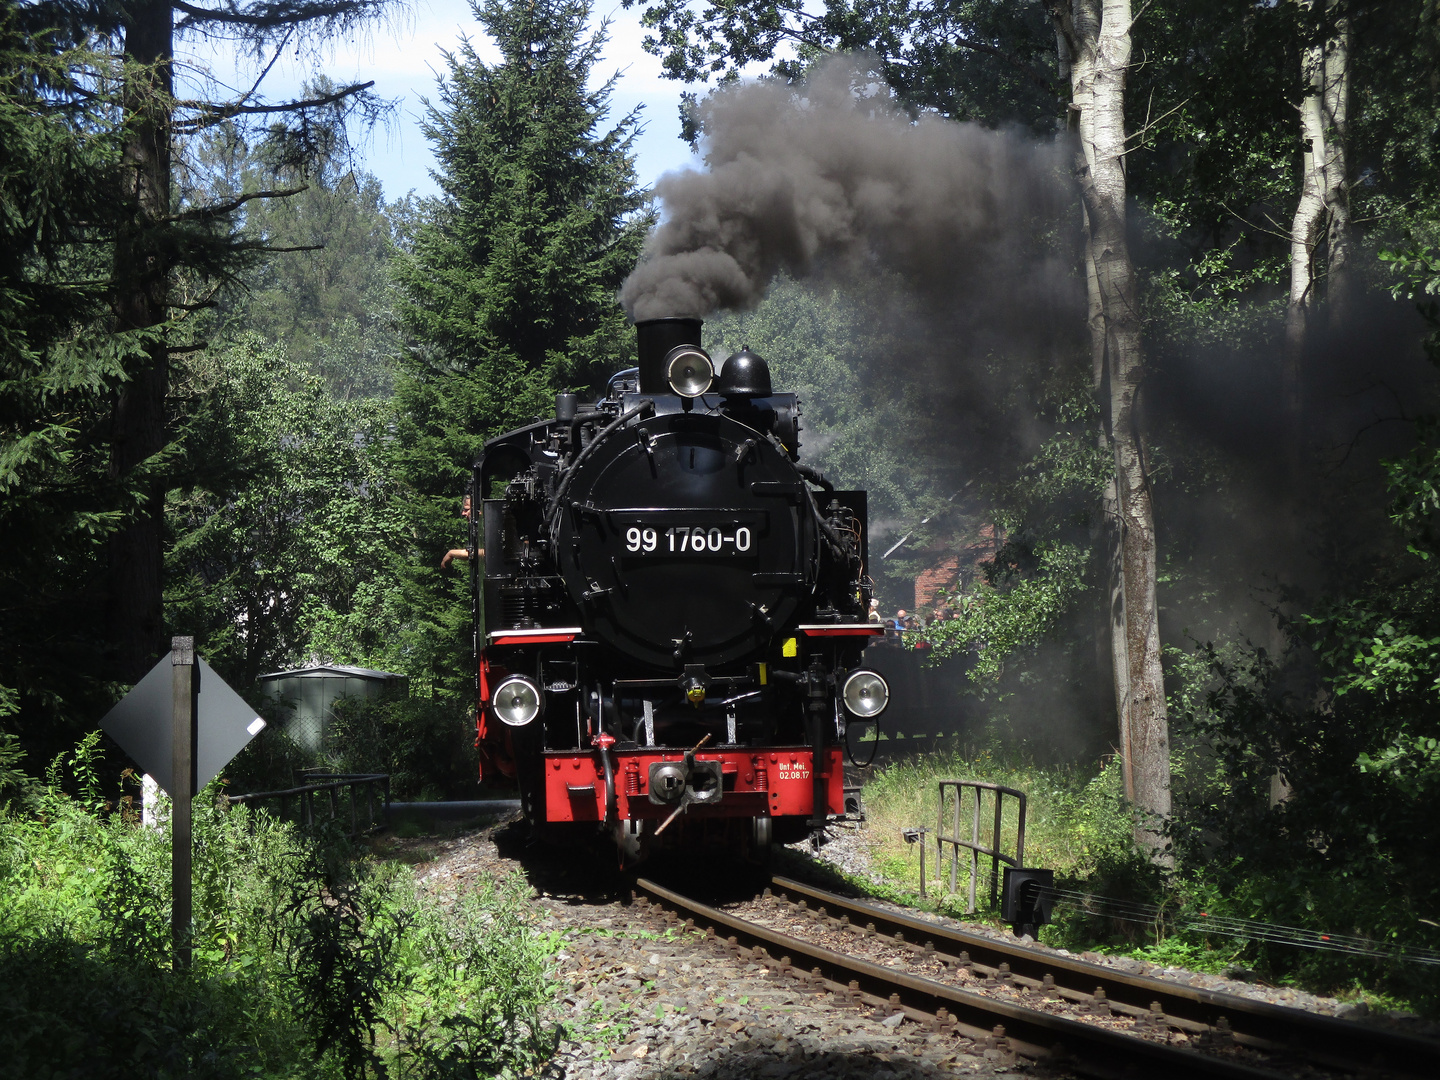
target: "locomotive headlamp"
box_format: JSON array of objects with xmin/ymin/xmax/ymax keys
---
[
  {"xmin": 842, "ymin": 670, "xmax": 889, "ymax": 719},
  {"xmin": 492, "ymin": 676, "xmax": 541, "ymax": 727},
  {"xmin": 665, "ymin": 346, "xmax": 714, "ymax": 397}
]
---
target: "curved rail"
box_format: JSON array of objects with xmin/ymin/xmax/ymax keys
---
[
  {"xmin": 635, "ymin": 877, "xmax": 1297, "ymax": 1080},
  {"xmin": 768, "ymin": 875, "xmax": 1440, "ymax": 1079}
]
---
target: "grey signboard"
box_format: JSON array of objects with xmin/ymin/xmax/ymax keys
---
[{"xmin": 101, "ymin": 655, "xmax": 266, "ymax": 797}]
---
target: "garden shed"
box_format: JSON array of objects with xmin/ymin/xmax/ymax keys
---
[{"xmin": 257, "ymin": 665, "xmax": 407, "ymax": 754}]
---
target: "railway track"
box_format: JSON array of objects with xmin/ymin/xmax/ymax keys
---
[
  {"xmin": 767, "ymin": 875, "xmax": 1440, "ymax": 1077},
  {"xmin": 633, "ymin": 874, "xmax": 1440, "ymax": 1080}
]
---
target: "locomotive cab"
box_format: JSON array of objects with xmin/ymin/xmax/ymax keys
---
[{"xmin": 472, "ymin": 318, "xmax": 887, "ymax": 862}]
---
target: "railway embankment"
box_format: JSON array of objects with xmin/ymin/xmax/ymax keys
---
[
  {"xmin": 401, "ymin": 812, "xmax": 1440, "ymax": 1079},
  {"xmin": 406, "ymin": 817, "xmax": 1026, "ymax": 1079}
]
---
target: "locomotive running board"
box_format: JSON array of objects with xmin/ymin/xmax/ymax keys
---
[{"xmin": 487, "ymin": 627, "xmax": 583, "ymax": 645}]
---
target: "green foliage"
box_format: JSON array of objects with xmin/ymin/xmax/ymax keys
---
[
  {"xmin": 390, "ymin": 0, "xmax": 651, "ymax": 694},
  {"xmin": 923, "ymin": 540, "xmax": 1090, "ymax": 678},
  {"xmin": 325, "ymin": 693, "xmax": 480, "ymax": 801},
  {"xmin": 1350, "ymin": 4, "xmax": 1440, "ymax": 248},
  {"xmin": 400, "ymin": 882, "xmax": 561, "ymax": 1075},
  {"xmin": 0, "ymin": 735, "xmax": 561, "ymax": 1078},
  {"xmin": 0, "ymin": 732, "xmax": 41, "ymax": 812},
  {"xmin": 0, "ymin": 3, "xmax": 149, "ymax": 754},
  {"xmin": 624, "ymin": 0, "xmax": 1062, "ymax": 131},
  {"xmin": 202, "ymin": 129, "xmax": 410, "ymax": 400},
  {"xmin": 165, "ymin": 335, "xmax": 403, "ymax": 687},
  {"xmin": 1165, "ymin": 626, "xmax": 1440, "ymax": 1005},
  {"xmin": 860, "ymin": 750, "xmax": 1137, "ymax": 908},
  {"xmin": 1382, "ymin": 244, "xmax": 1440, "ymax": 363}
]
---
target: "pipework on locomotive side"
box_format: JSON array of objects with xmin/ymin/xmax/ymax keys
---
[{"xmin": 470, "ymin": 318, "xmax": 888, "ymax": 863}]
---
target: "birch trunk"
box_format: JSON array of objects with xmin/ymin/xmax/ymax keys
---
[
  {"xmin": 1061, "ymin": 26, "xmax": 1129, "ymax": 742},
  {"xmin": 107, "ymin": 1, "xmax": 173, "ymax": 682},
  {"xmin": 1284, "ymin": 0, "xmax": 1351, "ymax": 474},
  {"xmin": 1284, "ymin": 28, "xmax": 1325, "ymax": 473},
  {"xmin": 1050, "ymin": 0, "xmax": 1170, "ymax": 857},
  {"xmin": 1321, "ymin": 8, "xmax": 1352, "ymax": 321}
]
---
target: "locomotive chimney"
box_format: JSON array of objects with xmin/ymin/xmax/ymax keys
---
[{"xmin": 635, "ymin": 317, "xmax": 704, "ymax": 395}]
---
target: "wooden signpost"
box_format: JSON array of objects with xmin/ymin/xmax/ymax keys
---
[
  {"xmin": 102, "ymin": 635, "xmax": 266, "ymax": 968},
  {"xmin": 171, "ymin": 637, "xmax": 195, "ymax": 966}
]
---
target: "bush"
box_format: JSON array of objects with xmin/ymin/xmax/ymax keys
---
[
  {"xmin": 0, "ymin": 734, "xmax": 559, "ymax": 1078},
  {"xmin": 859, "ymin": 748, "xmax": 1140, "ymax": 918},
  {"xmin": 222, "ymin": 719, "xmax": 311, "ymax": 794},
  {"xmin": 326, "ymin": 693, "xmax": 480, "ymax": 801},
  {"xmin": 1164, "ymin": 636, "xmax": 1440, "ymax": 1010}
]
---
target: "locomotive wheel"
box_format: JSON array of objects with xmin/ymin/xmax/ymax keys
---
[
  {"xmin": 510, "ymin": 723, "xmax": 547, "ymax": 832},
  {"xmin": 614, "ymin": 818, "xmax": 647, "ymax": 867},
  {"xmin": 747, "ymin": 815, "xmax": 774, "ymax": 865}
]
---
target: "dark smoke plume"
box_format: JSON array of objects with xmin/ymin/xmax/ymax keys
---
[{"xmin": 621, "ymin": 59, "xmax": 1072, "ymax": 321}]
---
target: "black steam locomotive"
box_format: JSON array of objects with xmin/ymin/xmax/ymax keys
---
[{"xmin": 471, "ymin": 318, "xmax": 889, "ymax": 861}]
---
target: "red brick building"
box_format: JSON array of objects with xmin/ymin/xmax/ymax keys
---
[{"xmin": 912, "ymin": 524, "xmax": 1002, "ymax": 610}]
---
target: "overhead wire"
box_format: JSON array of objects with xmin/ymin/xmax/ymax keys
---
[{"xmin": 1033, "ymin": 886, "xmax": 1440, "ymax": 967}]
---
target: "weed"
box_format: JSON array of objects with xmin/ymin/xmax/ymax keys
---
[{"xmin": 0, "ymin": 733, "xmax": 563, "ymax": 1078}]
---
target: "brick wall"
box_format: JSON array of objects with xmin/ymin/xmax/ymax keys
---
[
  {"xmin": 914, "ymin": 554, "xmax": 960, "ymax": 609},
  {"xmin": 911, "ymin": 525, "xmax": 1003, "ymax": 610}
]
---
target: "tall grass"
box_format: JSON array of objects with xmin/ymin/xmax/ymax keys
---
[
  {"xmin": 859, "ymin": 748, "xmax": 1440, "ymax": 1015},
  {"xmin": 0, "ymin": 733, "xmax": 559, "ymax": 1079},
  {"xmin": 861, "ymin": 749, "xmax": 1135, "ymax": 913}
]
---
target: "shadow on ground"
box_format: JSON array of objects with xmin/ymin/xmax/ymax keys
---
[{"xmin": 489, "ymin": 815, "xmax": 899, "ymax": 913}]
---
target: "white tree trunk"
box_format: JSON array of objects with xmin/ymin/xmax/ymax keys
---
[
  {"xmin": 1285, "ymin": 27, "xmax": 1326, "ymax": 466},
  {"xmin": 1051, "ymin": 0, "xmax": 1171, "ymax": 858},
  {"xmin": 1321, "ymin": 7, "xmax": 1352, "ymax": 320},
  {"xmin": 1285, "ymin": 0, "xmax": 1351, "ymax": 467}
]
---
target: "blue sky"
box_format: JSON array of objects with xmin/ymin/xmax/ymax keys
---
[{"xmin": 184, "ymin": 0, "xmax": 707, "ymax": 202}]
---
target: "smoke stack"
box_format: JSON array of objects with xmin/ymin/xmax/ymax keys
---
[{"xmin": 636, "ymin": 317, "xmax": 704, "ymax": 395}]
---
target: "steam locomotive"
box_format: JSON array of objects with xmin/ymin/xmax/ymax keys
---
[{"xmin": 470, "ymin": 318, "xmax": 889, "ymax": 861}]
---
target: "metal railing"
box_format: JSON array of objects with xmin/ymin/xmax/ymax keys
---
[
  {"xmin": 933, "ymin": 779, "xmax": 1027, "ymax": 912},
  {"xmin": 226, "ymin": 771, "xmax": 390, "ymax": 835}
]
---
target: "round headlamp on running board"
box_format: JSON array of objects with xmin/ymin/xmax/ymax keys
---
[
  {"xmin": 842, "ymin": 669, "xmax": 889, "ymax": 719},
  {"xmin": 492, "ymin": 676, "xmax": 542, "ymax": 727},
  {"xmin": 665, "ymin": 345, "xmax": 714, "ymax": 397}
]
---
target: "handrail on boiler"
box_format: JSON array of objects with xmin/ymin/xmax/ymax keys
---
[{"xmin": 935, "ymin": 779, "xmax": 1026, "ymax": 913}]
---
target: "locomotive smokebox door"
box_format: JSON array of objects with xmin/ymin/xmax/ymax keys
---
[{"xmin": 553, "ymin": 407, "xmax": 814, "ymax": 670}]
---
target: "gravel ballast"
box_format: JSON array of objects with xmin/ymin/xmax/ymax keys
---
[{"xmin": 396, "ymin": 814, "xmax": 1434, "ymax": 1078}]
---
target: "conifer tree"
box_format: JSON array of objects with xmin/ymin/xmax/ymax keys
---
[
  {"xmin": 102, "ymin": 0, "xmax": 392, "ymax": 684},
  {"xmin": 0, "ymin": 2, "xmax": 133, "ymax": 752},
  {"xmin": 391, "ymin": 0, "xmax": 651, "ymax": 694}
]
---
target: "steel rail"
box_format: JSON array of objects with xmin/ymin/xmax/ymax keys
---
[
  {"xmin": 635, "ymin": 877, "xmax": 1293, "ymax": 1080},
  {"xmin": 770, "ymin": 875, "xmax": 1440, "ymax": 1080}
]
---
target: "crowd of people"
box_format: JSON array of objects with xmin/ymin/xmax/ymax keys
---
[{"xmin": 867, "ymin": 598, "xmax": 964, "ymax": 648}]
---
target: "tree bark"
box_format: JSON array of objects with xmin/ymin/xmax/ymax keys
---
[
  {"xmin": 1321, "ymin": 6, "xmax": 1352, "ymax": 322},
  {"xmin": 108, "ymin": 0, "xmax": 174, "ymax": 683},
  {"xmin": 1284, "ymin": 0, "xmax": 1352, "ymax": 474},
  {"xmin": 1051, "ymin": 0, "xmax": 1171, "ymax": 858}
]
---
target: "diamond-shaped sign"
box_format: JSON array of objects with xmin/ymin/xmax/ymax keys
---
[{"xmin": 101, "ymin": 655, "xmax": 266, "ymax": 797}]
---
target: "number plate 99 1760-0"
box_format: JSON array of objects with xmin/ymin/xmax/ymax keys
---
[
  {"xmin": 606, "ymin": 511, "xmax": 767, "ymax": 558},
  {"xmin": 624, "ymin": 523, "xmax": 753, "ymax": 554}
]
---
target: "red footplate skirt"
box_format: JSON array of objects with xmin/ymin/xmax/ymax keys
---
[{"xmin": 542, "ymin": 746, "xmax": 844, "ymax": 822}]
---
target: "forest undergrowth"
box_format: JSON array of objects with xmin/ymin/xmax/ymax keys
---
[
  {"xmin": 0, "ymin": 732, "xmax": 560, "ymax": 1080},
  {"xmin": 857, "ymin": 746, "xmax": 1440, "ymax": 1018}
]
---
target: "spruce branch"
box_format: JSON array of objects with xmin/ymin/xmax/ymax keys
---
[
  {"xmin": 168, "ymin": 186, "xmax": 309, "ymax": 221},
  {"xmin": 173, "ymin": 80, "xmax": 375, "ymax": 132}
]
